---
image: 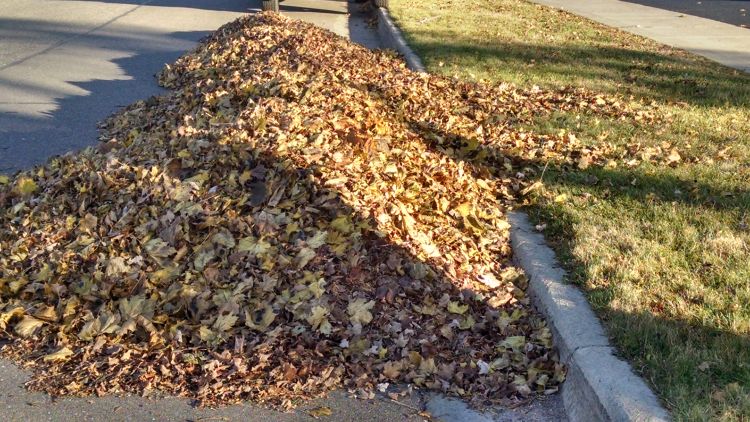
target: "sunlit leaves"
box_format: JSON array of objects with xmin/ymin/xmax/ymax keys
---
[
  {"xmin": 14, "ymin": 316, "xmax": 44, "ymax": 338},
  {"xmin": 14, "ymin": 177, "xmax": 37, "ymax": 196},
  {"xmin": 43, "ymin": 347, "xmax": 74, "ymax": 362}
]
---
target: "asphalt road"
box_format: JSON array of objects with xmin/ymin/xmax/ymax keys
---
[{"xmin": 623, "ymin": 0, "xmax": 750, "ymax": 28}]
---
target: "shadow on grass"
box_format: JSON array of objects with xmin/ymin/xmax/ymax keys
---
[
  {"xmin": 369, "ymin": 87, "xmax": 750, "ymax": 415},
  {"xmin": 405, "ymin": 119, "xmax": 750, "ymax": 213},
  {"xmin": 405, "ymin": 38, "xmax": 750, "ymax": 107},
  {"xmin": 525, "ymin": 201, "xmax": 750, "ymax": 418}
]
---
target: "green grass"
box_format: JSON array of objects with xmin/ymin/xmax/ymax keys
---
[{"xmin": 388, "ymin": 0, "xmax": 750, "ymax": 420}]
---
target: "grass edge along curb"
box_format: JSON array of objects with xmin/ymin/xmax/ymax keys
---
[
  {"xmin": 376, "ymin": 7, "xmax": 426, "ymax": 73},
  {"xmin": 508, "ymin": 212, "xmax": 670, "ymax": 422},
  {"xmin": 375, "ymin": 6, "xmax": 671, "ymax": 421}
]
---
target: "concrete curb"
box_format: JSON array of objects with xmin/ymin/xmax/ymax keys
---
[
  {"xmin": 375, "ymin": 7, "xmax": 426, "ymax": 73},
  {"xmin": 373, "ymin": 7, "xmax": 670, "ymax": 421},
  {"xmin": 508, "ymin": 212, "xmax": 671, "ymax": 422}
]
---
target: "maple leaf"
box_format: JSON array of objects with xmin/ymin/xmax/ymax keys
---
[
  {"xmin": 144, "ymin": 238, "xmax": 177, "ymax": 258},
  {"xmin": 44, "ymin": 347, "xmax": 74, "ymax": 362},
  {"xmin": 106, "ymin": 257, "xmax": 131, "ymax": 276},
  {"xmin": 382, "ymin": 361, "xmax": 403, "ymax": 379},
  {"xmin": 14, "ymin": 177, "xmax": 37, "ymax": 196},
  {"xmin": 347, "ymin": 298, "xmax": 375, "ymax": 326},
  {"xmin": 79, "ymin": 312, "xmax": 120, "ymax": 341},
  {"xmin": 447, "ymin": 301, "xmax": 469, "ymax": 315},
  {"xmin": 306, "ymin": 305, "xmax": 331, "ymax": 335},
  {"xmin": 14, "ymin": 316, "xmax": 44, "ymax": 337},
  {"xmin": 213, "ymin": 313, "xmax": 238, "ymax": 332},
  {"xmin": 245, "ymin": 304, "xmax": 276, "ymax": 332},
  {"xmin": 295, "ymin": 247, "xmax": 317, "ymax": 269},
  {"xmin": 306, "ymin": 231, "xmax": 328, "ymax": 249},
  {"xmin": 212, "ymin": 230, "xmax": 236, "ymax": 248}
]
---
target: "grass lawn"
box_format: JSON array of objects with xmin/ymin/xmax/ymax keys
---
[{"xmin": 388, "ymin": 0, "xmax": 750, "ymax": 420}]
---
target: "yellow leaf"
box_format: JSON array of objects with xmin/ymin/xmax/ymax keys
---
[
  {"xmin": 382, "ymin": 361, "xmax": 403, "ymax": 379},
  {"xmin": 308, "ymin": 406, "xmax": 332, "ymax": 418},
  {"xmin": 307, "ymin": 305, "xmax": 331, "ymax": 334},
  {"xmin": 15, "ymin": 177, "xmax": 38, "ymax": 196},
  {"xmin": 212, "ymin": 230, "xmax": 236, "ymax": 248},
  {"xmin": 213, "ymin": 313, "xmax": 238, "ymax": 332},
  {"xmin": 0, "ymin": 175, "xmax": 9, "ymax": 185},
  {"xmin": 144, "ymin": 238, "xmax": 177, "ymax": 258},
  {"xmin": 455, "ymin": 202, "xmax": 472, "ymax": 217},
  {"xmin": 15, "ymin": 316, "xmax": 44, "ymax": 337},
  {"xmin": 330, "ymin": 216, "xmax": 353, "ymax": 234},
  {"xmin": 245, "ymin": 304, "xmax": 276, "ymax": 332},
  {"xmin": 295, "ymin": 247, "xmax": 316, "ymax": 269},
  {"xmin": 447, "ymin": 301, "xmax": 469, "ymax": 315},
  {"xmin": 500, "ymin": 335, "xmax": 526, "ymax": 351},
  {"xmin": 33, "ymin": 305, "xmax": 58, "ymax": 322},
  {"xmin": 306, "ymin": 231, "xmax": 328, "ymax": 249},
  {"xmin": 308, "ymin": 278, "xmax": 326, "ymax": 298},
  {"xmin": 106, "ymin": 257, "xmax": 132, "ymax": 276},
  {"xmin": 33, "ymin": 264, "xmax": 53, "ymax": 282},
  {"xmin": 554, "ymin": 193, "xmax": 568, "ymax": 203},
  {"xmin": 44, "ymin": 347, "xmax": 74, "ymax": 362},
  {"xmin": 0, "ymin": 306, "xmax": 24, "ymax": 330},
  {"xmin": 347, "ymin": 298, "xmax": 375, "ymax": 326},
  {"xmin": 419, "ymin": 357, "xmax": 437, "ymax": 375},
  {"xmin": 236, "ymin": 236, "xmax": 271, "ymax": 256}
]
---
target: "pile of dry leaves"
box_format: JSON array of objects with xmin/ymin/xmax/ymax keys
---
[{"xmin": 0, "ymin": 13, "xmax": 656, "ymax": 409}]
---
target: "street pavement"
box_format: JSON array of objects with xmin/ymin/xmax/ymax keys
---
[
  {"xmin": 533, "ymin": 0, "xmax": 750, "ymax": 73},
  {"xmin": 623, "ymin": 0, "xmax": 750, "ymax": 28}
]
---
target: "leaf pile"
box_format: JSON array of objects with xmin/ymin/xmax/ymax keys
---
[{"xmin": 0, "ymin": 13, "xmax": 652, "ymax": 408}]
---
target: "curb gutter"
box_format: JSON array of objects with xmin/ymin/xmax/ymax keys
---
[{"xmin": 374, "ymin": 7, "xmax": 671, "ymax": 421}]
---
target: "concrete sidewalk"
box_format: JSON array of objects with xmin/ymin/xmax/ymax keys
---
[{"xmin": 532, "ymin": 0, "xmax": 750, "ymax": 73}]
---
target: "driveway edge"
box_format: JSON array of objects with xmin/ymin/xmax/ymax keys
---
[
  {"xmin": 374, "ymin": 8, "xmax": 671, "ymax": 420},
  {"xmin": 508, "ymin": 212, "xmax": 670, "ymax": 422}
]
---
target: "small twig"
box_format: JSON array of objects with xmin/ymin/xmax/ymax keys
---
[
  {"xmin": 538, "ymin": 161, "xmax": 550, "ymax": 182},
  {"xmin": 417, "ymin": 16, "xmax": 440, "ymax": 25},
  {"xmin": 388, "ymin": 398, "xmax": 422, "ymax": 413}
]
